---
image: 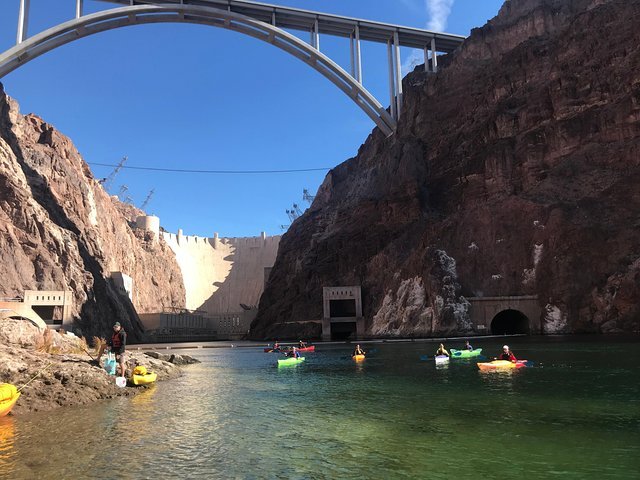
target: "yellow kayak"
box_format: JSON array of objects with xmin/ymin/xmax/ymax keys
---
[
  {"xmin": 0, "ymin": 384, "xmax": 20, "ymax": 417},
  {"xmin": 130, "ymin": 366, "xmax": 157, "ymax": 386},
  {"xmin": 353, "ymin": 354, "xmax": 365, "ymax": 362}
]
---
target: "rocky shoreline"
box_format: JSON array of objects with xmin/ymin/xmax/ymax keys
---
[{"xmin": 0, "ymin": 320, "xmax": 199, "ymax": 415}]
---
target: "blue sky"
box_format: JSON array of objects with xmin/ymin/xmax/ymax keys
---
[{"xmin": 0, "ymin": 0, "xmax": 503, "ymax": 238}]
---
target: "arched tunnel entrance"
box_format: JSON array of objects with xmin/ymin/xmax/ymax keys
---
[{"xmin": 490, "ymin": 309, "xmax": 530, "ymax": 335}]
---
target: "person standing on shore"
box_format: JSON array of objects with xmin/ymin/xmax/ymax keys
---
[{"xmin": 107, "ymin": 322, "xmax": 127, "ymax": 377}]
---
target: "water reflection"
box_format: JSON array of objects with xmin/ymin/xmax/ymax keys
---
[{"xmin": 0, "ymin": 416, "xmax": 16, "ymax": 475}]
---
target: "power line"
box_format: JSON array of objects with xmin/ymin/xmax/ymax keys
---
[{"xmin": 89, "ymin": 162, "xmax": 331, "ymax": 174}]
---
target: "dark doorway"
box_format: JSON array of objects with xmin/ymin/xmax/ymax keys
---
[
  {"xmin": 329, "ymin": 299, "xmax": 356, "ymax": 318},
  {"xmin": 32, "ymin": 305, "xmax": 61, "ymax": 325},
  {"xmin": 490, "ymin": 309, "xmax": 530, "ymax": 335},
  {"xmin": 330, "ymin": 321, "xmax": 357, "ymax": 340}
]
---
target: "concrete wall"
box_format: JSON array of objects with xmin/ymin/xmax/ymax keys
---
[
  {"xmin": 0, "ymin": 301, "xmax": 47, "ymax": 329},
  {"xmin": 138, "ymin": 309, "xmax": 256, "ymax": 342},
  {"xmin": 23, "ymin": 290, "xmax": 73, "ymax": 329},
  {"xmin": 467, "ymin": 296, "xmax": 541, "ymax": 334},
  {"xmin": 161, "ymin": 230, "xmax": 280, "ymax": 317},
  {"xmin": 322, "ymin": 286, "xmax": 365, "ymax": 341}
]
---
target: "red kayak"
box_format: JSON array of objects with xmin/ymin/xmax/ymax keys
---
[
  {"xmin": 264, "ymin": 347, "xmax": 281, "ymax": 353},
  {"xmin": 297, "ymin": 346, "xmax": 315, "ymax": 352}
]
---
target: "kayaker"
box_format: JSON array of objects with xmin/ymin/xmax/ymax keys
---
[
  {"xmin": 436, "ymin": 343, "xmax": 449, "ymax": 357},
  {"xmin": 287, "ymin": 347, "xmax": 300, "ymax": 358},
  {"xmin": 497, "ymin": 345, "xmax": 517, "ymax": 362},
  {"xmin": 107, "ymin": 322, "xmax": 127, "ymax": 377},
  {"xmin": 273, "ymin": 340, "xmax": 280, "ymax": 351},
  {"xmin": 465, "ymin": 340, "xmax": 474, "ymax": 351},
  {"xmin": 298, "ymin": 340, "xmax": 307, "ymax": 349},
  {"xmin": 353, "ymin": 344, "xmax": 365, "ymax": 356}
]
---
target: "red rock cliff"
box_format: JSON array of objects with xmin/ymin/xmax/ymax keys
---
[
  {"xmin": 0, "ymin": 85, "xmax": 186, "ymax": 341},
  {"xmin": 251, "ymin": 0, "xmax": 640, "ymax": 338}
]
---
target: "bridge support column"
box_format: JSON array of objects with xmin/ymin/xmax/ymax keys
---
[
  {"xmin": 430, "ymin": 37, "xmax": 438, "ymax": 73},
  {"xmin": 311, "ymin": 18, "xmax": 320, "ymax": 50},
  {"xmin": 424, "ymin": 45, "xmax": 429, "ymax": 72},
  {"xmin": 17, "ymin": 0, "xmax": 30, "ymax": 44},
  {"xmin": 387, "ymin": 39, "xmax": 397, "ymax": 120},
  {"xmin": 76, "ymin": 0, "xmax": 83, "ymax": 19},
  {"xmin": 393, "ymin": 31, "xmax": 403, "ymax": 118},
  {"xmin": 353, "ymin": 25, "xmax": 362, "ymax": 83}
]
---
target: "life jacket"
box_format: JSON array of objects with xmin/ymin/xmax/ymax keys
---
[{"xmin": 112, "ymin": 330, "xmax": 124, "ymax": 349}]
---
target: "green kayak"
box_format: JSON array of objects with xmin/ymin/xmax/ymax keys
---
[
  {"xmin": 450, "ymin": 348, "xmax": 482, "ymax": 358},
  {"xmin": 277, "ymin": 356, "xmax": 305, "ymax": 366}
]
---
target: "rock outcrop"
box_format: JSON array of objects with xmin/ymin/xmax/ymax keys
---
[
  {"xmin": 0, "ymin": 319, "xmax": 193, "ymax": 414},
  {"xmin": 251, "ymin": 0, "xmax": 640, "ymax": 338},
  {"xmin": 0, "ymin": 84, "xmax": 186, "ymax": 340}
]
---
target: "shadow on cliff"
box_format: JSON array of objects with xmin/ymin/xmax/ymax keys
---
[{"xmin": 0, "ymin": 83, "xmax": 143, "ymax": 341}]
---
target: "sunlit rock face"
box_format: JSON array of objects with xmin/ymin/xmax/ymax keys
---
[
  {"xmin": 0, "ymin": 85, "xmax": 186, "ymax": 341},
  {"xmin": 251, "ymin": 0, "xmax": 640, "ymax": 339}
]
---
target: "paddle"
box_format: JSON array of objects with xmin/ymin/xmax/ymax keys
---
[
  {"xmin": 17, "ymin": 362, "xmax": 54, "ymax": 392},
  {"xmin": 83, "ymin": 347, "xmax": 102, "ymax": 366}
]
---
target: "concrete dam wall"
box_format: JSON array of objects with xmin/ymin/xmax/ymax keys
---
[{"xmin": 161, "ymin": 230, "xmax": 281, "ymax": 316}]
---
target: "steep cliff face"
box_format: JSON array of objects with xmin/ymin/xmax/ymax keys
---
[
  {"xmin": 251, "ymin": 0, "xmax": 640, "ymax": 338},
  {"xmin": 0, "ymin": 84, "xmax": 186, "ymax": 341}
]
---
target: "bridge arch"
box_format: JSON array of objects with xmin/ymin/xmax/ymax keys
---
[
  {"xmin": 490, "ymin": 309, "xmax": 530, "ymax": 335},
  {"xmin": 0, "ymin": 4, "xmax": 396, "ymax": 135}
]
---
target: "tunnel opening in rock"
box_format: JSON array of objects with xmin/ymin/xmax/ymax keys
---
[
  {"xmin": 490, "ymin": 309, "xmax": 530, "ymax": 335},
  {"xmin": 330, "ymin": 321, "xmax": 357, "ymax": 340}
]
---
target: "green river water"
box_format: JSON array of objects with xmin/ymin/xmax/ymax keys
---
[{"xmin": 0, "ymin": 336, "xmax": 639, "ymax": 479}]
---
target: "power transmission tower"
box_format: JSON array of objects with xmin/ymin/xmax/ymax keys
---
[
  {"xmin": 140, "ymin": 189, "xmax": 155, "ymax": 210},
  {"xmin": 99, "ymin": 156, "xmax": 128, "ymax": 192},
  {"xmin": 303, "ymin": 189, "xmax": 315, "ymax": 204},
  {"xmin": 286, "ymin": 204, "xmax": 303, "ymax": 222},
  {"xmin": 118, "ymin": 185, "xmax": 128, "ymax": 198}
]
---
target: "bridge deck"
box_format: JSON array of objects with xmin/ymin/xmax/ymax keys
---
[{"xmin": 97, "ymin": 0, "xmax": 466, "ymax": 52}]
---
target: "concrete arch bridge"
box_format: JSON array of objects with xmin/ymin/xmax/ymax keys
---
[{"xmin": 1, "ymin": 0, "xmax": 465, "ymax": 136}]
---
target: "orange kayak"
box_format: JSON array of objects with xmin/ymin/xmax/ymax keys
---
[
  {"xmin": 353, "ymin": 354, "xmax": 365, "ymax": 362},
  {"xmin": 477, "ymin": 360, "xmax": 528, "ymax": 371}
]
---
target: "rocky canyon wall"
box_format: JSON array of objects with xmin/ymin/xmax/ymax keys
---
[
  {"xmin": 0, "ymin": 84, "xmax": 186, "ymax": 341},
  {"xmin": 251, "ymin": 0, "xmax": 640, "ymax": 339}
]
